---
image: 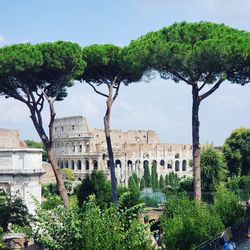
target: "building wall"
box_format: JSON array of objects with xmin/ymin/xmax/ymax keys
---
[
  {"xmin": 0, "ymin": 129, "xmax": 20, "ymax": 148},
  {"xmin": 54, "ymin": 116, "xmax": 193, "ymax": 185},
  {"xmin": 0, "ymin": 148, "xmax": 44, "ymax": 214}
]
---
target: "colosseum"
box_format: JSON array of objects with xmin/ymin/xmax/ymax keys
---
[{"xmin": 53, "ymin": 116, "xmax": 193, "ymax": 185}]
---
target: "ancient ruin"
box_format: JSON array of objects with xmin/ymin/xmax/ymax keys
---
[
  {"xmin": 53, "ymin": 116, "xmax": 193, "ymax": 185},
  {"xmin": 0, "ymin": 129, "xmax": 44, "ymax": 214}
]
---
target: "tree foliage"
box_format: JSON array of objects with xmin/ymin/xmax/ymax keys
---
[
  {"xmin": 79, "ymin": 44, "xmax": 146, "ymax": 204},
  {"xmin": 143, "ymin": 162, "xmax": 151, "ymax": 188},
  {"xmin": 77, "ymin": 171, "xmax": 111, "ymax": 209},
  {"xmin": 151, "ymin": 162, "xmax": 158, "ymax": 191},
  {"xmin": 213, "ymin": 184, "xmax": 245, "ymax": 227},
  {"xmin": 125, "ymin": 21, "xmax": 250, "ymax": 200},
  {"xmin": 201, "ymin": 146, "xmax": 227, "ymax": 192},
  {"xmin": 0, "ymin": 41, "xmax": 85, "ymax": 207},
  {"xmin": 160, "ymin": 194, "xmax": 224, "ymax": 250},
  {"xmin": 223, "ymin": 127, "xmax": 250, "ymax": 176},
  {"xmin": 159, "ymin": 175, "xmax": 165, "ymax": 190},
  {"xmin": 0, "ymin": 193, "xmax": 30, "ymax": 232},
  {"xmin": 16, "ymin": 196, "xmax": 153, "ymax": 250}
]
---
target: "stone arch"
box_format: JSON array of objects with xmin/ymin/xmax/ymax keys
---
[
  {"xmin": 160, "ymin": 159, "xmax": 165, "ymax": 167},
  {"xmin": 182, "ymin": 160, "xmax": 187, "ymax": 171},
  {"xmin": 65, "ymin": 160, "xmax": 69, "ymax": 168},
  {"xmin": 71, "ymin": 160, "xmax": 75, "ymax": 170},
  {"xmin": 127, "ymin": 160, "xmax": 132, "ymax": 170},
  {"xmin": 93, "ymin": 160, "xmax": 98, "ymax": 170},
  {"xmin": 115, "ymin": 159, "xmax": 122, "ymax": 168},
  {"xmin": 175, "ymin": 160, "xmax": 180, "ymax": 172},
  {"xmin": 85, "ymin": 160, "xmax": 89, "ymax": 170},
  {"xmin": 77, "ymin": 160, "xmax": 82, "ymax": 170},
  {"xmin": 143, "ymin": 160, "xmax": 149, "ymax": 168},
  {"xmin": 152, "ymin": 159, "xmax": 157, "ymax": 167},
  {"xmin": 167, "ymin": 160, "xmax": 172, "ymax": 169}
]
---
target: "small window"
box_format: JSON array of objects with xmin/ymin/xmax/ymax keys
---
[
  {"xmin": 62, "ymin": 126, "xmax": 64, "ymax": 131},
  {"xmin": 72, "ymin": 125, "xmax": 75, "ymax": 130}
]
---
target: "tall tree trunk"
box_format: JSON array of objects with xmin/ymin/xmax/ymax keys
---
[
  {"xmin": 29, "ymin": 103, "xmax": 69, "ymax": 208},
  {"xmin": 48, "ymin": 100, "xmax": 69, "ymax": 207},
  {"xmin": 192, "ymin": 85, "xmax": 201, "ymax": 201},
  {"xmin": 104, "ymin": 98, "xmax": 118, "ymax": 204}
]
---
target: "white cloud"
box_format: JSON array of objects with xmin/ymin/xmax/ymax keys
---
[{"xmin": 0, "ymin": 35, "xmax": 7, "ymax": 45}]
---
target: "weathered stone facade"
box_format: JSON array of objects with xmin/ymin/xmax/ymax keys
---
[
  {"xmin": 0, "ymin": 129, "xmax": 43, "ymax": 214},
  {"xmin": 53, "ymin": 116, "xmax": 193, "ymax": 185}
]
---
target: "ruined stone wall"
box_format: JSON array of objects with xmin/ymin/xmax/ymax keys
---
[
  {"xmin": 53, "ymin": 116, "xmax": 193, "ymax": 185},
  {"xmin": 0, "ymin": 129, "xmax": 21, "ymax": 148}
]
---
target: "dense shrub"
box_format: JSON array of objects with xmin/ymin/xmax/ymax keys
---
[
  {"xmin": 0, "ymin": 193, "xmax": 30, "ymax": 232},
  {"xmin": 15, "ymin": 195, "xmax": 153, "ymax": 250},
  {"xmin": 77, "ymin": 170, "xmax": 112, "ymax": 209},
  {"xmin": 160, "ymin": 194, "xmax": 224, "ymax": 250},
  {"xmin": 213, "ymin": 184, "xmax": 245, "ymax": 226}
]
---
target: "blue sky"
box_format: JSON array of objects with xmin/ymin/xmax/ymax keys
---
[{"xmin": 1, "ymin": 0, "xmax": 250, "ymax": 145}]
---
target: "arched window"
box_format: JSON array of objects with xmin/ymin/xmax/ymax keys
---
[
  {"xmin": 167, "ymin": 160, "xmax": 173, "ymax": 169},
  {"xmin": 93, "ymin": 160, "xmax": 98, "ymax": 170},
  {"xmin": 182, "ymin": 160, "xmax": 187, "ymax": 171},
  {"xmin": 65, "ymin": 160, "xmax": 69, "ymax": 168},
  {"xmin": 77, "ymin": 160, "xmax": 82, "ymax": 170},
  {"xmin": 57, "ymin": 161, "xmax": 60, "ymax": 167},
  {"xmin": 160, "ymin": 159, "xmax": 165, "ymax": 167},
  {"xmin": 71, "ymin": 160, "xmax": 75, "ymax": 170},
  {"xmin": 60, "ymin": 160, "xmax": 64, "ymax": 169},
  {"xmin": 152, "ymin": 160, "xmax": 157, "ymax": 167},
  {"xmin": 115, "ymin": 159, "xmax": 121, "ymax": 168},
  {"xmin": 127, "ymin": 160, "xmax": 132, "ymax": 169},
  {"xmin": 85, "ymin": 160, "xmax": 89, "ymax": 170},
  {"xmin": 107, "ymin": 160, "xmax": 110, "ymax": 169},
  {"xmin": 175, "ymin": 160, "xmax": 180, "ymax": 172},
  {"xmin": 143, "ymin": 160, "xmax": 149, "ymax": 168}
]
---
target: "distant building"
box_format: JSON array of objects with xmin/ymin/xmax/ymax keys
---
[
  {"xmin": 0, "ymin": 129, "xmax": 44, "ymax": 214},
  {"xmin": 53, "ymin": 116, "xmax": 193, "ymax": 185}
]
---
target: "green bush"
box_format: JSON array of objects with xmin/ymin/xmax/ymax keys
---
[
  {"xmin": 15, "ymin": 195, "xmax": 153, "ymax": 250},
  {"xmin": 77, "ymin": 170, "xmax": 112, "ymax": 209},
  {"xmin": 213, "ymin": 184, "xmax": 245, "ymax": 226},
  {"xmin": 0, "ymin": 227, "xmax": 5, "ymax": 249},
  {"xmin": 0, "ymin": 193, "xmax": 30, "ymax": 232},
  {"xmin": 160, "ymin": 194, "xmax": 223, "ymax": 250}
]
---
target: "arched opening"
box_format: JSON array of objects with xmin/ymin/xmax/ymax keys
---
[
  {"xmin": 65, "ymin": 160, "xmax": 69, "ymax": 168},
  {"xmin": 143, "ymin": 160, "xmax": 149, "ymax": 168},
  {"xmin": 175, "ymin": 160, "xmax": 180, "ymax": 172},
  {"xmin": 107, "ymin": 160, "xmax": 110, "ymax": 169},
  {"xmin": 115, "ymin": 159, "xmax": 122, "ymax": 168},
  {"xmin": 127, "ymin": 160, "xmax": 132, "ymax": 170},
  {"xmin": 57, "ymin": 161, "xmax": 60, "ymax": 167},
  {"xmin": 71, "ymin": 160, "xmax": 75, "ymax": 170},
  {"xmin": 77, "ymin": 160, "xmax": 82, "ymax": 170},
  {"xmin": 167, "ymin": 160, "xmax": 172, "ymax": 169},
  {"xmin": 60, "ymin": 160, "xmax": 64, "ymax": 169},
  {"xmin": 182, "ymin": 160, "xmax": 187, "ymax": 171},
  {"xmin": 160, "ymin": 159, "xmax": 165, "ymax": 167},
  {"xmin": 85, "ymin": 160, "xmax": 89, "ymax": 170},
  {"xmin": 152, "ymin": 160, "xmax": 157, "ymax": 167},
  {"xmin": 93, "ymin": 160, "xmax": 98, "ymax": 170}
]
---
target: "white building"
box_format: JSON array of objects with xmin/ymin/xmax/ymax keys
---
[{"xmin": 0, "ymin": 129, "xmax": 44, "ymax": 214}]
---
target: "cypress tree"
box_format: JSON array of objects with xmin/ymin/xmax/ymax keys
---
[
  {"xmin": 140, "ymin": 177, "xmax": 145, "ymax": 190},
  {"xmin": 151, "ymin": 162, "xmax": 158, "ymax": 191},
  {"xmin": 143, "ymin": 162, "xmax": 151, "ymax": 187},
  {"xmin": 159, "ymin": 175, "xmax": 165, "ymax": 190}
]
